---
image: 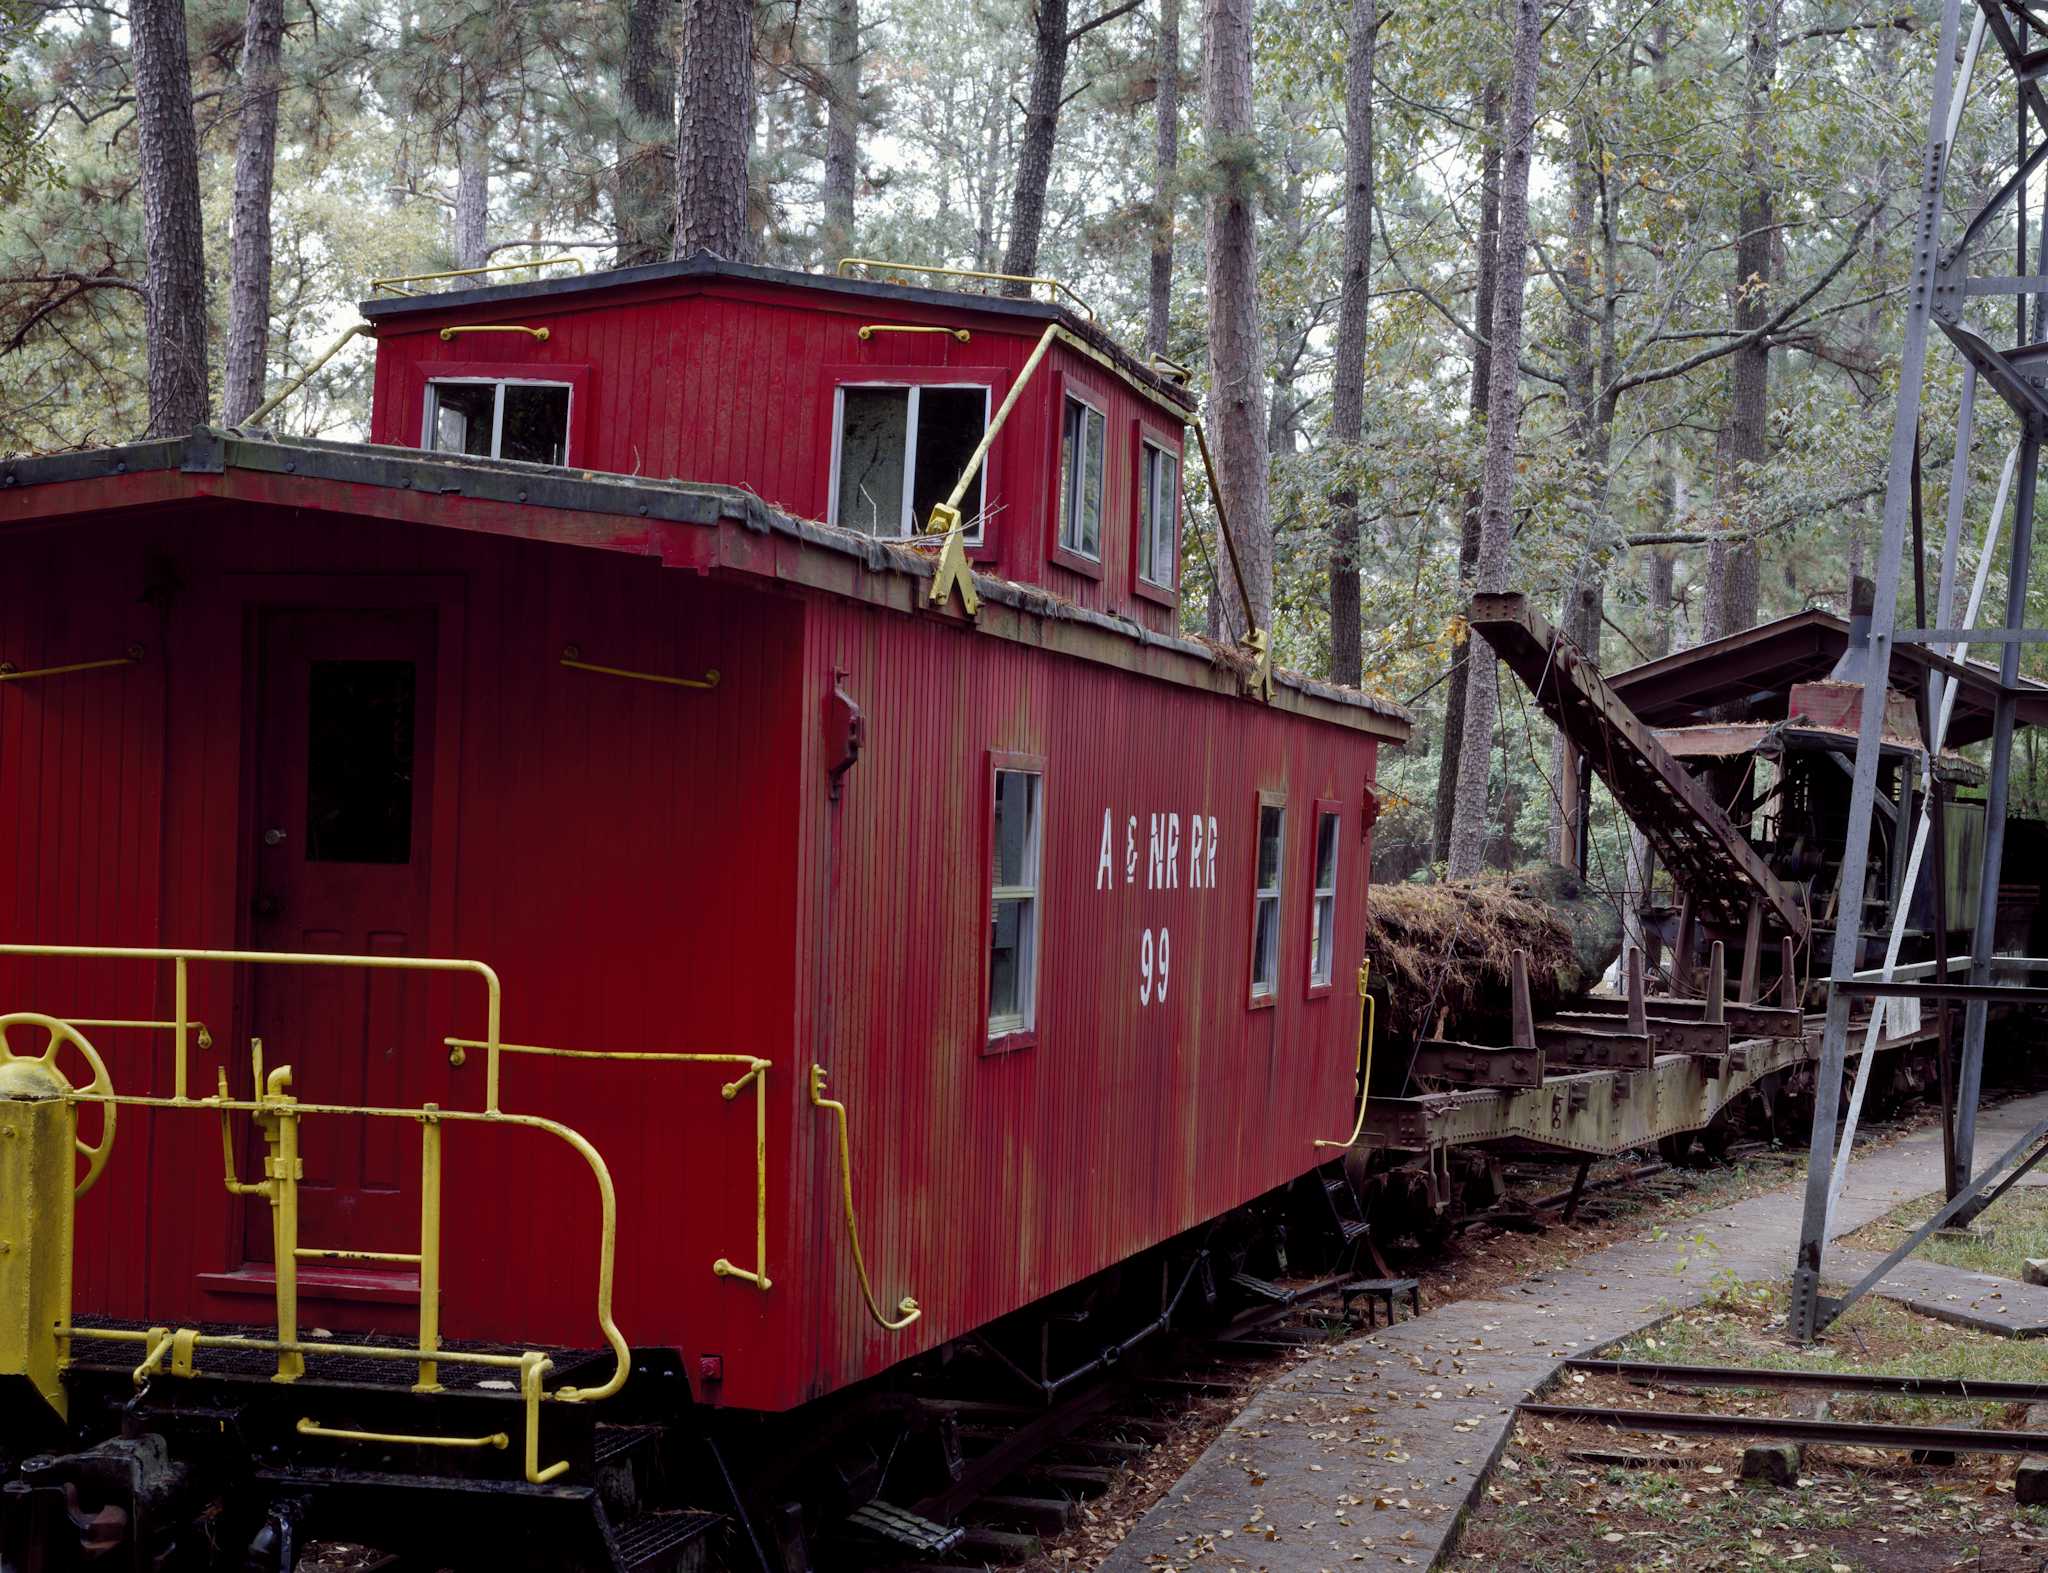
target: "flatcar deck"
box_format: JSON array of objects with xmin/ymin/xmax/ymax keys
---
[{"xmin": 1365, "ymin": 1020, "xmax": 1936, "ymax": 1159}]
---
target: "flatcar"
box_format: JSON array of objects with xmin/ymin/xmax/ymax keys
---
[{"xmin": 0, "ymin": 257, "xmax": 1407, "ymax": 1570}]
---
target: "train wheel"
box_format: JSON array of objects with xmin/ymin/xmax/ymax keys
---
[{"xmin": 1657, "ymin": 1129, "xmax": 1700, "ymax": 1166}]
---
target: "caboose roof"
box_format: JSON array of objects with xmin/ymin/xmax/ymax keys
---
[
  {"xmin": 357, "ymin": 253, "xmax": 1198, "ymax": 415},
  {"xmin": 0, "ymin": 426, "xmax": 1408, "ymax": 739}
]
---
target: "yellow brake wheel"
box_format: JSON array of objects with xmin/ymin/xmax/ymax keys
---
[{"xmin": 0, "ymin": 1011, "xmax": 116, "ymax": 1196}]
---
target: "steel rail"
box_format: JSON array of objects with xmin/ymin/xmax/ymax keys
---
[
  {"xmin": 1562, "ymin": 1359, "xmax": 2048, "ymax": 1402},
  {"xmin": 1517, "ymin": 1402, "xmax": 2048, "ymax": 1455}
]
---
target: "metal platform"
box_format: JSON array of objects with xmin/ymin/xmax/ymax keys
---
[{"xmin": 67, "ymin": 1315, "xmax": 611, "ymax": 1395}]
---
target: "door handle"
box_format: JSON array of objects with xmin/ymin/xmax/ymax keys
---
[{"xmin": 263, "ymin": 828, "xmax": 288, "ymax": 847}]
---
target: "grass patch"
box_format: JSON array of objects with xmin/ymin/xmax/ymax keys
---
[
  {"xmin": 1457, "ymin": 1284, "xmax": 2048, "ymax": 1569},
  {"xmin": 1601, "ymin": 1279, "xmax": 2048, "ymax": 1426},
  {"xmin": 1840, "ymin": 1183, "xmax": 2048, "ymax": 1282}
]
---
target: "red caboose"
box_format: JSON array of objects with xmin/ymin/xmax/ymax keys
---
[{"xmin": 0, "ymin": 259, "xmax": 1407, "ymax": 1569}]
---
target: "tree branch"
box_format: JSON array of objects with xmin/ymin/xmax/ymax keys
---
[
  {"xmin": 1371, "ymin": 204, "xmax": 1572, "ymax": 389},
  {"xmin": 1066, "ymin": 0, "xmax": 1142, "ymax": 42},
  {"xmin": 1609, "ymin": 210, "xmax": 1876, "ymax": 396},
  {"xmin": 1778, "ymin": 14, "xmax": 1913, "ymax": 47}
]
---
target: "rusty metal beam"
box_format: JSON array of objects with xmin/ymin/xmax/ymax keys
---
[
  {"xmin": 1534, "ymin": 1024, "xmax": 1653, "ymax": 1072},
  {"xmin": 1410, "ymin": 1041, "xmax": 1545, "ymax": 1089},
  {"xmin": 1469, "ymin": 592, "xmax": 1807, "ymax": 936}
]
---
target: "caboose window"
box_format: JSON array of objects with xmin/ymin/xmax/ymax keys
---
[
  {"xmin": 1251, "ymin": 803, "xmax": 1285, "ymax": 1000},
  {"xmin": 1058, "ymin": 394, "xmax": 1106, "ymax": 559},
  {"xmin": 1138, "ymin": 439, "xmax": 1179, "ymax": 586},
  {"xmin": 306, "ymin": 660, "xmax": 416, "ymax": 864},
  {"xmin": 423, "ymin": 380, "xmax": 571, "ymax": 465},
  {"xmin": 1308, "ymin": 809, "xmax": 1339, "ymax": 988},
  {"xmin": 988, "ymin": 768, "xmax": 1042, "ymax": 1038},
  {"xmin": 831, "ymin": 384, "xmax": 989, "ymax": 539}
]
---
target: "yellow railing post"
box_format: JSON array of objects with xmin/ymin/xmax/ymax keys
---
[
  {"xmin": 809, "ymin": 1065, "xmax": 920, "ymax": 1331},
  {"xmin": 0, "ymin": 1051, "xmax": 79, "ymax": 1418},
  {"xmin": 520, "ymin": 1350, "xmax": 569, "ymax": 1484},
  {"xmin": 1314, "ymin": 961, "xmax": 1377, "ymax": 1150},
  {"xmin": 253, "ymin": 1051, "xmax": 306, "ymax": 1383},
  {"xmin": 173, "ymin": 956, "xmax": 189, "ymax": 1101},
  {"xmin": 416, "ymin": 1108, "xmax": 443, "ymax": 1392}
]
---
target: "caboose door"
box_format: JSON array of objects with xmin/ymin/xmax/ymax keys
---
[{"xmin": 243, "ymin": 607, "xmax": 442, "ymax": 1266}]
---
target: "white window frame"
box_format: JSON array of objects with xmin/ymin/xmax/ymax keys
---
[
  {"xmin": 1057, "ymin": 392, "xmax": 1107, "ymax": 561},
  {"xmin": 1308, "ymin": 809, "xmax": 1340, "ymax": 989},
  {"xmin": 421, "ymin": 377, "xmax": 575, "ymax": 465},
  {"xmin": 988, "ymin": 766, "xmax": 1043, "ymax": 1040},
  {"xmin": 1251, "ymin": 801, "xmax": 1285, "ymax": 1001},
  {"xmin": 1138, "ymin": 437, "xmax": 1180, "ymax": 588},
  {"xmin": 828, "ymin": 382, "xmax": 992, "ymax": 543}
]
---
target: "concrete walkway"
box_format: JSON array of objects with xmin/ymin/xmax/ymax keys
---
[{"xmin": 1098, "ymin": 1092, "xmax": 2048, "ymax": 1573}]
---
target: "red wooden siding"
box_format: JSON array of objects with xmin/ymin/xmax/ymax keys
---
[
  {"xmin": 791, "ymin": 598, "xmax": 1379, "ymax": 1402},
  {"xmin": 1, "ymin": 494, "xmax": 1385, "ymax": 1414},
  {"xmin": 366, "ymin": 272, "xmax": 1190, "ymax": 635}
]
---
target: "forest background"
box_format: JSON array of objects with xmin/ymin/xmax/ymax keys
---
[{"xmin": 4, "ymin": 0, "xmax": 2045, "ymax": 914}]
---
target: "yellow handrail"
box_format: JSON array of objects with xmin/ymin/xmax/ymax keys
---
[
  {"xmin": 447, "ymin": 1036, "xmax": 772, "ymax": 1290},
  {"xmin": 1314, "ymin": 961, "xmax": 1377, "ymax": 1150},
  {"xmin": 68, "ymin": 1089, "xmax": 630, "ymax": 1408},
  {"xmin": 0, "ymin": 648, "xmax": 144, "ymax": 684},
  {"xmin": 61, "ymin": 1017, "xmax": 213, "ymax": 1051},
  {"xmin": 438, "ymin": 324, "xmax": 550, "ymax": 342},
  {"xmin": 560, "ymin": 646, "xmax": 720, "ymax": 691},
  {"xmin": 370, "ymin": 257, "xmax": 586, "ymax": 297},
  {"xmin": 857, "ymin": 324, "xmax": 971, "ymax": 343},
  {"xmin": 809, "ymin": 1064, "xmax": 920, "ymax": 1331},
  {"xmin": 837, "ymin": 257, "xmax": 1095, "ymax": 321},
  {"xmin": 242, "ymin": 324, "xmax": 371, "ymax": 427},
  {"xmin": 297, "ymin": 1416, "xmax": 508, "ymax": 1451},
  {"xmin": 924, "ymin": 321, "xmax": 1058, "ymax": 548},
  {"xmin": 0, "ymin": 945, "xmax": 504, "ymax": 1110}
]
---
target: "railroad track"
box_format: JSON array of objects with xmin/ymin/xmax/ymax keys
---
[
  {"xmin": 828, "ymin": 1134, "xmax": 1862, "ymax": 1569},
  {"xmin": 852, "ymin": 1296, "xmax": 1358, "ymax": 1571},
  {"xmin": 828, "ymin": 1100, "xmax": 1986, "ymax": 1571}
]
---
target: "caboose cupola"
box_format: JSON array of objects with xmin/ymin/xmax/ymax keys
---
[{"xmin": 360, "ymin": 256, "xmax": 1200, "ymax": 635}]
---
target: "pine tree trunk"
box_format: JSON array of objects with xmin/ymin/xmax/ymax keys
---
[
  {"xmin": 1549, "ymin": 26, "xmax": 1607, "ymax": 860},
  {"xmin": 1146, "ymin": 0, "xmax": 1179, "ymax": 357},
  {"xmin": 674, "ymin": 0, "xmax": 755, "ymax": 260},
  {"xmin": 132, "ymin": 0, "xmax": 211, "ymax": 436},
  {"xmin": 222, "ymin": 0, "xmax": 284, "ymax": 426},
  {"xmin": 1709, "ymin": 0, "xmax": 1778, "ymax": 640},
  {"xmin": 1626, "ymin": 442, "xmax": 1679, "ymax": 961},
  {"xmin": 1266, "ymin": 136, "xmax": 1308, "ymax": 458},
  {"xmin": 1001, "ymin": 0, "xmax": 1071, "ymax": 289},
  {"xmin": 617, "ymin": 0, "xmax": 677, "ymax": 266},
  {"xmin": 1432, "ymin": 80, "xmax": 1503, "ymax": 862},
  {"xmin": 821, "ymin": 0, "xmax": 859, "ymax": 261},
  {"xmin": 1202, "ymin": 0, "xmax": 1271, "ymax": 636},
  {"xmin": 1326, "ymin": 0, "xmax": 1375, "ymax": 688},
  {"xmin": 1444, "ymin": 0, "xmax": 1542, "ymax": 880},
  {"xmin": 455, "ymin": 110, "xmax": 489, "ymax": 269}
]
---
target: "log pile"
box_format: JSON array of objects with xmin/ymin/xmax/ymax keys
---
[{"xmin": 1365, "ymin": 864, "xmax": 1622, "ymax": 1046}]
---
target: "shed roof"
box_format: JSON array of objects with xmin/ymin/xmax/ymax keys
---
[{"xmin": 1605, "ymin": 608, "xmax": 2048, "ymax": 748}]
